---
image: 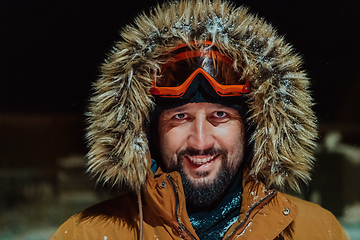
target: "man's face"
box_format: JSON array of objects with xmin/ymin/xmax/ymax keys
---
[{"xmin": 158, "ymin": 102, "xmax": 245, "ymax": 207}]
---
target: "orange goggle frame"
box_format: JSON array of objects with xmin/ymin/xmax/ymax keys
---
[{"xmin": 151, "ymin": 43, "xmax": 250, "ymax": 98}]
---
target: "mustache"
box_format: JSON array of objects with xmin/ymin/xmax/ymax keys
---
[{"xmin": 177, "ymin": 147, "xmax": 227, "ymax": 158}]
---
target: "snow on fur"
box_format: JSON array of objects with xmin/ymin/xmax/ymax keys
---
[{"xmin": 86, "ymin": 0, "xmax": 317, "ymax": 192}]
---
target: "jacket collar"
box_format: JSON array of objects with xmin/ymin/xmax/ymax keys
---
[
  {"xmin": 224, "ymin": 173, "xmax": 298, "ymax": 239},
  {"xmin": 144, "ymin": 169, "xmax": 198, "ymax": 239},
  {"xmin": 144, "ymin": 168, "xmax": 298, "ymax": 239}
]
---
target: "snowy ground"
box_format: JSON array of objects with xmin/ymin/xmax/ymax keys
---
[{"xmin": 341, "ymin": 223, "xmax": 360, "ymax": 240}]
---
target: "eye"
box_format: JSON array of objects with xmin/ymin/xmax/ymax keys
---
[
  {"xmin": 209, "ymin": 110, "xmax": 230, "ymax": 124},
  {"xmin": 214, "ymin": 111, "xmax": 227, "ymax": 118},
  {"xmin": 173, "ymin": 113, "xmax": 186, "ymax": 120}
]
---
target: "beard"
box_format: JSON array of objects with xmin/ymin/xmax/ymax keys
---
[{"xmin": 168, "ymin": 147, "xmax": 239, "ymax": 207}]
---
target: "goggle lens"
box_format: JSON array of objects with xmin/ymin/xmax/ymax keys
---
[{"xmin": 152, "ymin": 45, "xmax": 249, "ymax": 97}]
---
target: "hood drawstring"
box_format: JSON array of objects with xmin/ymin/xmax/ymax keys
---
[{"xmin": 136, "ymin": 187, "xmax": 144, "ymax": 240}]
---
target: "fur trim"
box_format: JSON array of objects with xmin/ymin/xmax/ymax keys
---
[{"xmin": 86, "ymin": 0, "xmax": 317, "ymax": 192}]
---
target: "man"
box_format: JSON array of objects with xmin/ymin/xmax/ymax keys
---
[{"xmin": 51, "ymin": 0, "xmax": 349, "ymax": 239}]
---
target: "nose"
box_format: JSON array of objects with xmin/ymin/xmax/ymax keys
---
[{"xmin": 188, "ymin": 113, "xmax": 214, "ymax": 150}]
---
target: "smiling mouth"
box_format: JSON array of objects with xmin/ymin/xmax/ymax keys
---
[{"xmin": 185, "ymin": 154, "xmax": 219, "ymax": 166}]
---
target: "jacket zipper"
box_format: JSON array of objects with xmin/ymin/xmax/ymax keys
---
[
  {"xmin": 224, "ymin": 190, "xmax": 276, "ymax": 240},
  {"xmin": 167, "ymin": 175, "xmax": 197, "ymax": 240},
  {"xmin": 167, "ymin": 174, "xmax": 276, "ymax": 240}
]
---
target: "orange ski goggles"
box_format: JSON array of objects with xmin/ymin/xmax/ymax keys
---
[{"xmin": 151, "ymin": 42, "xmax": 250, "ymax": 98}]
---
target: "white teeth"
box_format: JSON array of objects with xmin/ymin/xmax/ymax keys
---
[{"xmin": 186, "ymin": 155, "xmax": 216, "ymax": 165}]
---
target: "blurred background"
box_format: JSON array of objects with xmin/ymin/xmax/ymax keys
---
[{"xmin": 0, "ymin": 0, "xmax": 359, "ymax": 239}]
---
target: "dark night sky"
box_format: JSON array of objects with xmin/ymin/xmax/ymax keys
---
[{"xmin": 1, "ymin": 0, "xmax": 359, "ymax": 125}]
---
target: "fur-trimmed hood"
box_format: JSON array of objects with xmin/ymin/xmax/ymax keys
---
[{"xmin": 86, "ymin": 0, "xmax": 317, "ymax": 193}]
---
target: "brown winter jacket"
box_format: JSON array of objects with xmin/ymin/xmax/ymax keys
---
[{"xmin": 51, "ymin": 168, "xmax": 349, "ymax": 240}]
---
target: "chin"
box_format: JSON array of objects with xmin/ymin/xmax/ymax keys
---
[{"xmin": 185, "ymin": 170, "xmax": 219, "ymax": 184}]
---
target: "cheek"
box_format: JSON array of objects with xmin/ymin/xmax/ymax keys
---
[
  {"xmin": 215, "ymin": 122, "xmax": 245, "ymax": 166},
  {"xmin": 159, "ymin": 127, "xmax": 188, "ymax": 165},
  {"xmin": 216, "ymin": 121, "xmax": 244, "ymax": 145}
]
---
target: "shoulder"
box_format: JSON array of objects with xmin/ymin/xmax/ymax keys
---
[
  {"xmin": 285, "ymin": 193, "xmax": 336, "ymax": 221},
  {"xmin": 283, "ymin": 193, "xmax": 350, "ymax": 240},
  {"xmin": 80, "ymin": 191, "xmax": 139, "ymax": 221},
  {"xmin": 50, "ymin": 193, "xmax": 139, "ymax": 240},
  {"xmin": 285, "ymin": 194, "xmax": 331, "ymax": 216}
]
